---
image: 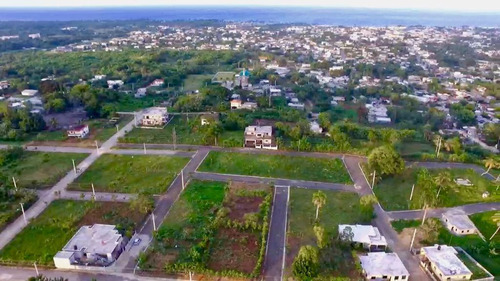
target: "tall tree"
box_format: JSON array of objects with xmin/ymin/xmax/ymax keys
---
[
  {"xmin": 368, "ymin": 145, "xmax": 405, "ymax": 177},
  {"xmin": 312, "ymin": 191, "xmax": 327, "ymax": 221},
  {"xmin": 482, "ymin": 157, "xmax": 499, "ymax": 176},
  {"xmin": 292, "ymin": 245, "xmax": 320, "ymax": 279},
  {"xmin": 433, "ymin": 171, "xmax": 452, "ymax": 199}
]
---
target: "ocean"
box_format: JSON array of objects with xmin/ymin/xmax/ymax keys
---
[{"xmin": 0, "ymin": 6, "xmax": 499, "ymax": 27}]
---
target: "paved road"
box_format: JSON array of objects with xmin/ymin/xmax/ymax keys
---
[
  {"xmin": 263, "ymin": 185, "xmax": 289, "ymax": 281},
  {"xmin": 192, "ymin": 172, "xmax": 355, "ymax": 192},
  {"xmin": 0, "ymin": 119, "xmax": 136, "ymax": 251},
  {"xmin": 342, "ymin": 156, "xmax": 430, "ymax": 281},
  {"xmin": 387, "ymin": 202, "xmax": 500, "ymax": 221},
  {"xmin": 24, "ymin": 146, "xmax": 95, "ymax": 154},
  {"xmin": 0, "ymin": 266, "xmax": 179, "ymax": 281},
  {"xmin": 115, "ymin": 148, "xmax": 211, "ymax": 272}
]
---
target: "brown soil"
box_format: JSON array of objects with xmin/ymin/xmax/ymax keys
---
[
  {"xmin": 208, "ymin": 228, "xmax": 260, "ymax": 275},
  {"xmin": 398, "ymin": 227, "xmax": 427, "ymax": 249},
  {"xmin": 285, "ymin": 235, "xmax": 301, "ymax": 276},
  {"xmin": 226, "ymin": 196, "xmax": 263, "ymax": 222},
  {"xmin": 76, "ymin": 202, "xmax": 146, "ymax": 231}
]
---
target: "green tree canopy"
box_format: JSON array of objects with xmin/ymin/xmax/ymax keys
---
[{"xmin": 368, "ymin": 145, "xmax": 405, "ymax": 177}]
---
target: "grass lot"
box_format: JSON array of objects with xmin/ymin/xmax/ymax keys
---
[
  {"xmin": 392, "ymin": 218, "xmax": 499, "ymax": 277},
  {"xmin": 199, "ymin": 151, "xmax": 353, "ymax": 184},
  {"xmin": 396, "ymin": 141, "xmax": 436, "ymax": 159},
  {"xmin": 183, "ymin": 74, "xmax": 213, "ymax": 92},
  {"xmin": 286, "ymin": 188, "xmax": 371, "ymax": 279},
  {"xmin": 120, "ymin": 115, "xmax": 243, "ymax": 146},
  {"xmin": 0, "ymin": 151, "xmax": 88, "ymax": 189},
  {"xmin": 0, "ymin": 200, "xmax": 145, "ymax": 266},
  {"xmin": 70, "ymin": 154, "xmax": 190, "ymax": 194},
  {"xmin": 456, "ymin": 251, "xmax": 490, "ymax": 280},
  {"xmin": 469, "ymin": 211, "xmax": 500, "ymax": 242},
  {"xmin": 0, "ymin": 191, "xmax": 37, "ymax": 230},
  {"xmin": 391, "ymin": 219, "xmax": 422, "ymax": 233},
  {"xmin": 369, "ymin": 166, "xmax": 500, "ymax": 211},
  {"xmin": 141, "ymin": 181, "xmax": 270, "ymax": 277}
]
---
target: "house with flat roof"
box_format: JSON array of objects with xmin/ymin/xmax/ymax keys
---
[
  {"xmin": 338, "ymin": 224, "xmax": 387, "ymax": 251},
  {"xmin": 244, "ymin": 126, "xmax": 277, "ymax": 150},
  {"xmin": 419, "ymin": 245, "xmax": 472, "ymax": 281},
  {"xmin": 54, "ymin": 224, "xmax": 125, "ymax": 269},
  {"xmin": 67, "ymin": 124, "xmax": 89, "ymax": 138},
  {"xmin": 140, "ymin": 107, "xmax": 168, "ymax": 127},
  {"xmin": 442, "ymin": 209, "xmax": 477, "ymax": 236},
  {"xmin": 359, "ymin": 252, "xmax": 409, "ymax": 281}
]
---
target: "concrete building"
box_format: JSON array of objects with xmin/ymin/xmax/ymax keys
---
[
  {"xmin": 54, "ymin": 224, "xmax": 125, "ymax": 269},
  {"xmin": 67, "ymin": 124, "xmax": 89, "ymax": 138},
  {"xmin": 338, "ymin": 224, "xmax": 387, "ymax": 251},
  {"xmin": 442, "ymin": 209, "xmax": 477, "ymax": 236},
  {"xmin": 140, "ymin": 107, "xmax": 168, "ymax": 127},
  {"xmin": 419, "ymin": 245, "xmax": 472, "ymax": 281},
  {"xmin": 359, "ymin": 252, "xmax": 409, "ymax": 281},
  {"xmin": 244, "ymin": 126, "xmax": 277, "ymax": 150},
  {"xmin": 21, "ymin": 89, "xmax": 39, "ymax": 97}
]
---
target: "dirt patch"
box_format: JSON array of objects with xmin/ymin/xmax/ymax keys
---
[
  {"xmin": 398, "ymin": 227, "xmax": 427, "ymax": 249},
  {"xmin": 43, "ymin": 107, "xmax": 88, "ymax": 128},
  {"xmin": 285, "ymin": 235, "xmax": 301, "ymax": 276},
  {"xmin": 76, "ymin": 202, "xmax": 146, "ymax": 232},
  {"xmin": 226, "ymin": 196, "xmax": 263, "ymax": 222},
  {"xmin": 208, "ymin": 228, "xmax": 260, "ymax": 275}
]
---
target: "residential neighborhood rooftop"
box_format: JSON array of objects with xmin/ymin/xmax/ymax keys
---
[{"xmin": 359, "ymin": 252, "xmax": 409, "ymax": 277}]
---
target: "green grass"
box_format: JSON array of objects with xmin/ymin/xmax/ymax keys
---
[
  {"xmin": 70, "ymin": 154, "xmax": 190, "ymax": 194},
  {"xmin": 0, "ymin": 191, "xmax": 37, "ymax": 230},
  {"xmin": 469, "ymin": 211, "xmax": 500, "ymax": 242},
  {"xmin": 0, "ymin": 200, "xmax": 145, "ymax": 266},
  {"xmin": 199, "ymin": 151, "xmax": 352, "ymax": 184},
  {"xmin": 0, "ymin": 152, "xmax": 88, "ymax": 189},
  {"xmin": 286, "ymin": 188, "xmax": 369, "ymax": 279},
  {"xmin": 183, "ymin": 74, "xmax": 213, "ymax": 92},
  {"xmin": 396, "ymin": 141, "xmax": 436, "ymax": 159},
  {"xmin": 92, "ymin": 115, "xmax": 133, "ymax": 142},
  {"xmin": 456, "ymin": 252, "xmax": 490, "ymax": 280},
  {"xmin": 370, "ymin": 166, "xmax": 500, "ymax": 211},
  {"xmin": 121, "ymin": 115, "xmax": 243, "ymax": 146},
  {"xmin": 391, "ymin": 219, "xmax": 422, "ymax": 233}
]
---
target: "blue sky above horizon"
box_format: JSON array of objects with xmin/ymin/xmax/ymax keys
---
[{"xmin": 2, "ymin": 0, "xmax": 500, "ymax": 12}]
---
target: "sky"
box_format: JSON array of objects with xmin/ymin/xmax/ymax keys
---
[{"xmin": 1, "ymin": 0, "xmax": 500, "ymax": 12}]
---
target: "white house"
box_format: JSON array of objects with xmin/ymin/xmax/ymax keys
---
[
  {"xmin": 338, "ymin": 224, "xmax": 387, "ymax": 251},
  {"xmin": 359, "ymin": 252, "xmax": 409, "ymax": 281},
  {"xmin": 442, "ymin": 210, "xmax": 477, "ymax": 236},
  {"xmin": 107, "ymin": 80, "xmax": 124, "ymax": 89},
  {"xmin": 21, "ymin": 89, "xmax": 39, "ymax": 97},
  {"xmin": 420, "ymin": 245, "xmax": 472, "ymax": 281},
  {"xmin": 54, "ymin": 224, "xmax": 125, "ymax": 269},
  {"xmin": 67, "ymin": 125, "xmax": 89, "ymax": 138},
  {"xmin": 140, "ymin": 107, "xmax": 168, "ymax": 127},
  {"xmin": 244, "ymin": 126, "xmax": 277, "ymax": 150},
  {"xmin": 135, "ymin": 88, "xmax": 147, "ymax": 98}
]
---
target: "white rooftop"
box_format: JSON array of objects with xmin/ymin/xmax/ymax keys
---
[
  {"xmin": 62, "ymin": 224, "xmax": 122, "ymax": 255},
  {"xmin": 359, "ymin": 252, "xmax": 409, "ymax": 277},
  {"xmin": 422, "ymin": 245, "xmax": 472, "ymax": 276},
  {"xmin": 442, "ymin": 209, "xmax": 476, "ymax": 230},
  {"xmin": 338, "ymin": 224, "xmax": 387, "ymax": 246},
  {"xmin": 245, "ymin": 126, "xmax": 273, "ymax": 135},
  {"xmin": 142, "ymin": 107, "xmax": 168, "ymax": 115}
]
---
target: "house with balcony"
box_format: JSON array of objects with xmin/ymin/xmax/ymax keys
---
[{"xmin": 244, "ymin": 126, "xmax": 277, "ymax": 150}]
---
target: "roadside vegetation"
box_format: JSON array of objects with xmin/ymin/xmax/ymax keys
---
[
  {"xmin": 70, "ymin": 154, "xmax": 190, "ymax": 194},
  {"xmin": 198, "ymin": 151, "xmax": 352, "ymax": 184}
]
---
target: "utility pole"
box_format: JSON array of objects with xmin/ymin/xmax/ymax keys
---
[
  {"xmin": 173, "ymin": 126, "xmax": 177, "ymax": 150},
  {"xmin": 95, "ymin": 141, "xmax": 99, "ymax": 153},
  {"xmin": 12, "ymin": 177, "xmax": 17, "ymax": 191},
  {"xmin": 91, "ymin": 183, "xmax": 96, "ymax": 199},
  {"xmin": 189, "ymin": 271, "xmax": 193, "ymax": 281},
  {"xmin": 72, "ymin": 159, "xmax": 77, "ymax": 174},
  {"xmin": 116, "ymin": 124, "xmax": 119, "ymax": 133},
  {"xmin": 409, "ymin": 228, "xmax": 417, "ymax": 251},
  {"xmin": 371, "ymin": 170, "xmax": 376, "ymax": 189},
  {"xmin": 34, "ymin": 262, "xmax": 39, "ymax": 276},
  {"xmin": 421, "ymin": 205, "xmax": 428, "ymax": 226},
  {"xmin": 181, "ymin": 169, "xmax": 185, "ymax": 190},
  {"xmin": 409, "ymin": 184, "xmax": 415, "ymax": 201},
  {"xmin": 436, "ymin": 136, "xmax": 442, "ymax": 157},
  {"xmin": 143, "ymin": 143, "xmax": 147, "ymax": 154},
  {"xmin": 152, "ymin": 212, "xmax": 156, "ymax": 231},
  {"xmin": 20, "ymin": 203, "xmax": 27, "ymax": 225}
]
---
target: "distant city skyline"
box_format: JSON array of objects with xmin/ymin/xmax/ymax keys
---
[{"xmin": 2, "ymin": 0, "xmax": 500, "ymax": 12}]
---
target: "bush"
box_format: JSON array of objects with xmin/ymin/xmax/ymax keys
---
[{"xmin": 292, "ymin": 245, "xmax": 320, "ymax": 280}]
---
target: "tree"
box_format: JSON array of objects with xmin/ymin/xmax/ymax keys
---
[
  {"xmin": 292, "ymin": 245, "xmax": 320, "ymax": 280},
  {"xmin": 312, "ymin": 191, "xmax": 327, "ymax": 221},
  {"xmin": 313, "ymin": 225, "xmax": 326, "ymax": 249},
  {"xmin": 130, "ymin": 193, "xmax": 154, "ymax": 214},
  {"xmin": 433, "ymin": 171, "xmax": 452, "ymax": 199},
  {"xmin": 317, "ymin": 112, "xmax": 331, "ymax": 129},
  {"xmin": 482, "ymin": 157, "xmax": 499, "ymax": 176},
  {"xmin": 443, "ymin": 137, "xmax": 462, "ymax": 154},
  {"xmin": 367, "ymin": 145, "xmax": 405, "ymax": 177},
  {"xmin": 340, "ymin": 225, "xmax": 354, "ymax": 243},
  {"xmin": 490, "ymin": 212, "xmax": 500, "ymax": 241}
]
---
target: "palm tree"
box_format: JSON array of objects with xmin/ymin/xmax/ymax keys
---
[
  {"xmin": 312, "ymin": 191, "xmax": 327, "ymax": 221},
  {"xmin": 482, "ymin": 157, "xmax": 498, "ymax": 176},
  {"xmin": 434, "ymin": 171, "xmax": 452, "ymax": 199},
  {"xmin": 489, "ymin": 212, "xmax": 500, "ymax": 241}
]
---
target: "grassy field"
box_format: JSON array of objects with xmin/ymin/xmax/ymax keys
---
[
  {"xmin": 0, "ymin": 151, "xmax": 88, "ymax": 189},
  {"xmin": 120, "ymin": 115, "xmax": 243, "ymax": 146},
  {"xmin": 393, "ymin": 218, "xmax": 499, "ymax": 277},
  {"xmin": 396, "ymin": 141, "xmax": 436, "ymax": 159},
  {"xmin": 469, "ymin": 211, "xmax": 500, "ymax": 242},
  {"xmin": 199, "ymin": 151, "xmax": 353, "ymax": 184},
  {"xmin": 70, "ymin": 154, "xmax": 190, "ymax": 194},
  {"xmin": 286, "ymin": 188, "xmax": 370, "ymax": 279},
  {"xmin": 370, "ymin": 166, "xmax": 500, "ymax": 211},
  {"xmin": 391, "ymin": 219, "xmax": 422, "ymax": 233},
  {"xmin": 183, "ymin": 74, "xmax": 213, "ymax": 92},
  {"xmin": 0, "ymin": 191, "xmax": 37, "ymax": 230},
  {"xmin": 141, "ymin": 181, "xmax": 271, "ymax": 277},
  {"xmin": 0, "ymin": 200, "xmax": 145, "ymax": 265}
]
